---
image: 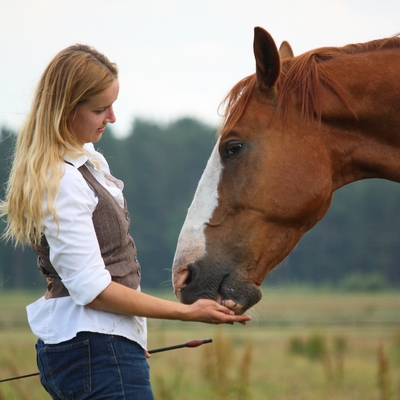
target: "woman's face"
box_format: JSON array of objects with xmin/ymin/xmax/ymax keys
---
[{"xmin": 68, "ymin": 79, "xmax": 119, "ymax": 145}]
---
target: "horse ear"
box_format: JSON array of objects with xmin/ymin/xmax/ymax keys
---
[
  {"xmin": 253, "ymin": 27, "xmax": 281, "ymax": 93},
  {"xmin": 279, "ymin": 41, "xmax": 294, "ymax": 60}
]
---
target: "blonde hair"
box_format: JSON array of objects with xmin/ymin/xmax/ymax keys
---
[{"xmin": 0, "ymin": 44, "xmax": 118, "ymax": 246}]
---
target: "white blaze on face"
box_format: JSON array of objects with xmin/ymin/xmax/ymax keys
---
[{"xmin": 172, "ymin": 139, "xmax": 223, "ymax": 274}]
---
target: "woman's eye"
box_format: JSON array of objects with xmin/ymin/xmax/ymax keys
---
[{"xmin": 224, "ymin": 141, "xmax": 242, "ymax": 157}]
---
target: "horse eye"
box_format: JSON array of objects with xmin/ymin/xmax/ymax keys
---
[{"xmin": 224, "ymin": 141, "xmax": 242, "ymax": 158}]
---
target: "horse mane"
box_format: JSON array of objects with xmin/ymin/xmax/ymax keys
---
[{"xmin": 217, "ymin": 35, "xmax": 400, "ymax": 138}]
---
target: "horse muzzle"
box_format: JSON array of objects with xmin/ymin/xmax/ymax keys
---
[{"xmin": 173, "ymin": 261, "xmax": 263, "ymax": 314}]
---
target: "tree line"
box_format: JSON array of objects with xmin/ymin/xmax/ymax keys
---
[{"xmin": 0, "ymin": 118, "xmax": 399, "ymax": 292}]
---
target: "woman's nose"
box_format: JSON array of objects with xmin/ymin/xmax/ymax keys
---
[{"xmin": 105, "ymin": 107, "xmax": 116, "ymax": 123}]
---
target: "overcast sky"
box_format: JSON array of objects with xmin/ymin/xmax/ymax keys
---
[{"xmin": 1, "ymin": 0, "xmax": 399, "ymax": 137}]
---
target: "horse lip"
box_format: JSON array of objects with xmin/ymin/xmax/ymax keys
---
[
  {"xmin": 216, "ymin": 293, "xmax": 223, "ymax": 305},
  {"xmin": 216, "ymin": 292, "xmax": 244, "ymax": 314},
  {"xmin": 224, "ymin": 299, "xmax": 245, "ymax": 314}
]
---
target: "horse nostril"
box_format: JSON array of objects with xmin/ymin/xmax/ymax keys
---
[{"xmin": 184, "ymin": 265, "xmax": 194, "ymax": 286}]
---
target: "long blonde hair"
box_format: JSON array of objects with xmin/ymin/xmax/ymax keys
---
[{"xmin": 0, "ymin": 44, "xmax": 118, "ymax": 246}]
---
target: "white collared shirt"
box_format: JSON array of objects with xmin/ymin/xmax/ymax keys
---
[{"xmin": 26, "ymin": 143, "xmax": 147, "ymax": 347}]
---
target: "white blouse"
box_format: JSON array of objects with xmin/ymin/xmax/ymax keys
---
[{"xmin": 26, "ymin": 143, "xmax": 147, "ymax": 348}]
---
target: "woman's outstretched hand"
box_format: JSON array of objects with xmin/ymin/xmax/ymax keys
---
[
  {"xmin": 183, "ymin": 299, "xmax": 251, "ymax": 325},
  {"xmin": 88, "ymin": 282, "xmax": 251, "ymax": 325}
]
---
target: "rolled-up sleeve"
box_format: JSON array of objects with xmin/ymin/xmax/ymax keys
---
[{"xmin": 42, "ymin": 165, "xmax": 111, "ymax": 305}]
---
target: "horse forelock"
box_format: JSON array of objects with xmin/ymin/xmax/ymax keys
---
[
  {"xmin": 217, "ymin": 35, "xmax": 400, "ymax": 137},
  {"xmin": 217, "ymin": 74, "xmax": 257, "ymax": 139}
]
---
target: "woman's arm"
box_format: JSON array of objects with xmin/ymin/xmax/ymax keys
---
[{"xmin": 87, "ymin": 281, "xmax": 251, "ymax": 325}]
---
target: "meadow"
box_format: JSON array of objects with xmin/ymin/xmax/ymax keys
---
[{"xmin": 0, "ymin": 287, "xmax": 399, "ymax": 399}]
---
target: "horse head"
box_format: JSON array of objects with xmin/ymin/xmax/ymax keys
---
[{"xmin": 172, "ymin": 27, "xmax": 400, "ymax": 313}]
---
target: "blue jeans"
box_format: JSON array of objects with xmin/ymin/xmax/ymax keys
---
[{"xmin": 36, "ymin": 332, "xmax": 154, "ymax": 400}]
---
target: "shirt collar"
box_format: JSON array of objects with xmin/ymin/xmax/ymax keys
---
[{"xmin": 64, "ymin": 143, "xmax": 95, "ymax": 169}]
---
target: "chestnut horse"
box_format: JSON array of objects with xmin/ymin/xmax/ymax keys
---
[{"xmin": 172, "ymin": 27, "xmax": 400, "ymax": 314}]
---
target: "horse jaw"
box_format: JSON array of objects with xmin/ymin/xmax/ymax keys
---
[{"xmin": 172, "ymin": 140, "xmax": 222, "ymax": 300}]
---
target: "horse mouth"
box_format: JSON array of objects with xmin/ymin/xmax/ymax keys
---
[
  {"xmin": 174, "ymin": 266, "xmax": 246, "ymax": 314},
  {"xmin": 216, "ymin": 293, "xmax": 244, "ymax": 314}
]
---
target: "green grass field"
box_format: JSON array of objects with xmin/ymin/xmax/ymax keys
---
[{"xmin": 0, "ymin": 288, "xmax": 399, "ymax": 399}]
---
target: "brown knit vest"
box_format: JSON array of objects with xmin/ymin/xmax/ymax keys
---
[{"xmin": 35, "ymin": 164, "xmax": 141, "ymax": 299}]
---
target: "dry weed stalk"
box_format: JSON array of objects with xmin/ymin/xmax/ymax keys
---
[
  {"xmin": 333, "ymin": 335, "xmax": 347, "ymax": 379},
  {"xmin": 202, "ymin": 327, "xmax": 253, "ymax": 400},
  {"xmin": 377, "ymin": 342, "xmax": 391, "ymax": 400},
  {"xmin": 235, "ymin": 339, "xmax": 253, "ymax": 400}
]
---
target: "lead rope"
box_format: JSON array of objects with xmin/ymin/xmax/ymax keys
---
[
  {"xmin": 0, "ymin": 372, "xmax": 39, "ymax": 383},
  {"xmin": 0, "ymin": 338, "xmax": 212, "ymax": 383}
]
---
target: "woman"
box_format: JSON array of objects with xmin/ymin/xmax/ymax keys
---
[{"xmin": 0, "ymin": 44, "xmax": 250, "ymax": 399}]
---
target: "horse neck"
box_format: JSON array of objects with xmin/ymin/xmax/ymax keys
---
[{"xmin": 318, "ymin": 49, "xmax": 400, "ymax": 190}]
